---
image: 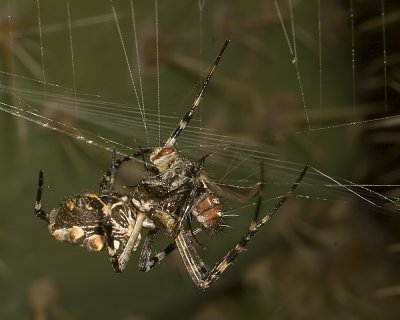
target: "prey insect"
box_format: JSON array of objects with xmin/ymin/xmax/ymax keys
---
[{"xmin": 34, "ymin": 40, "xmax": 308, "ymax": 289}]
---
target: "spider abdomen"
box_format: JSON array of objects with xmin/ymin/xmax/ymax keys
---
[
  {"xmin": 192, "ymin": 191, "xmax": 223, "ymax": 233},
  {"xmin": 48, "ymin": 194, "xmax": 103, "ymax": 246},
  {"xmin": 48, "ymin": 193, "xmax": 137, "ymax": 253}
]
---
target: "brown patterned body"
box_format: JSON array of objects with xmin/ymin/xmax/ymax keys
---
[
  {"xmin": 146, "ymin": 146, "xmax": 225, "ymax": 233},
  {"xmin": 48, "ymin": 193, "xmax": 137, "ymax": 253},
  {"xmin": 192, "ymin": 191, "xmax": 223, "ymax": 233}
]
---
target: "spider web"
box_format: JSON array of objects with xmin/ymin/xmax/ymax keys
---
[
  {"xmin": 1, "ymin": 0, "xmax": 397, "ymax": 210},
  {"xmin": 0, "ymin": 0, "xmax": 399, "ymax": 319}
]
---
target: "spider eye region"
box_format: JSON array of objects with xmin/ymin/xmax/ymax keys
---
[{"xmin": 149, "ymin": 146, "xmax": 177, "ymax": 172}]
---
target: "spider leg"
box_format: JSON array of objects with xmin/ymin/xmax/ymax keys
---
[
  {"xmin": 138, "ymin": 229, "xmax": 157, "ymax": 271},
  {"xmin": 99, "ymin": 148, "xmax": 152, "ymax": 192},
  {"xmin": 175, "ymin": 184, "xmax": 204, "ymax": 235},
  {"xmin": 114, "ymin": 212, "xmax": 146, "ymax": 272},
  {"xmin": 197, "ymin": 153, "xmax": 211, "ymax": 167},
  {"xmin": 100, "ymin": 150, "xmax": 147, "ymax": 273},
  {"xmin": 176, "ymin": 165, "xmax": 308, "ymax": 289},
  {"xmin": 196, "ymin": 147, "xmax": 228, "ymax": 168},
  {"xmin": 103, "ymin": 211, "xmax": 146, "ymax": 273},
  {"xmin": 34, "ymin": 170, "xmax": 49, "ymax": 223},
  {"xmin": 99, "ymin": 149, "xmax": 132, "ymax": 193},
  {"xmin": 138, "ymin": 229, "xmax": 176, "ymax": 272},
  {"xmin": 102, "ymin": 213, "xmax": 120, "ymax": 270},
  {"xmin": 177, "ymin": 187, "xmax": 205, "ymax": 247},
  {"xmin": 139, "ymin": 228, "xmax": 202, "ymax": 272},
  {"xmin": 175, "ymin": 231, "xmax": 210, "ymax": 287},
  {"xmin": 100, "ymin": 149, "xmax": 126, "ymax": 271},
  {"xmin": 164, "ymin": 40, "xmax": 230, "ymax": 147}
]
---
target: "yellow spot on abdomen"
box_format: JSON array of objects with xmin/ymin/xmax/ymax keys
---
[
  {"xmin": 86, "ymin": 234, "xmax": 106, "ymax": 251},
  {"xmin": 66, "ymin": 200, "xmax": 75, "ymax": 211}
]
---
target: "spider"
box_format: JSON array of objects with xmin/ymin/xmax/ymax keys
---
[{"xmin": 34, "ymin": 40, "xmax": 309, "ymax": 289}]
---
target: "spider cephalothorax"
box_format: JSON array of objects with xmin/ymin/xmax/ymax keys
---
[{"xmin": 34, "ymin": 40, "xmax": 308, "ymax": 289}]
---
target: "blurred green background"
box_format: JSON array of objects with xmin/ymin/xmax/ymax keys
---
[{"xmin": 1, "ymin": 0, "xmax": 400, "ymax": 319}]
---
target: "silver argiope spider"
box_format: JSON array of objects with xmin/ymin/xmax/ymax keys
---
[{"xmin": 34, "ymin": 40, "xmax": 308, "ymax": 289}]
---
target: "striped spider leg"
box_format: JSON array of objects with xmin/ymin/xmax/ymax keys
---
[
  {"xmin": 134, "ymin": 164, "xmax": 308, "ymax": 289},
  {"xmin": 175, "ymin": 165, "xmax": 308, "ymax": 289}
]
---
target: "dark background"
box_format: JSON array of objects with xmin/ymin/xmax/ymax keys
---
[{"xmin": 0, "ymin": 1, "xmax": 400, "ymax": 319}]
